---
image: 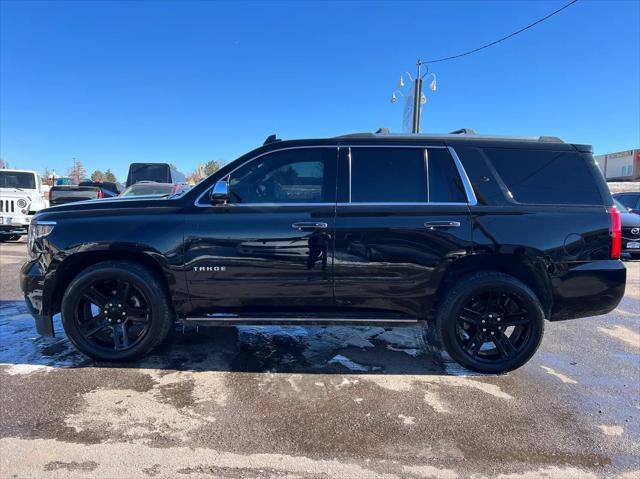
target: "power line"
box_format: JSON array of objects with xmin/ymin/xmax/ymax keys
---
[{"xmin": 422, "ymin": 0, "xmax": 579, "ymax": 65}]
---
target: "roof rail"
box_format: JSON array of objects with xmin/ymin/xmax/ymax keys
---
[
  {"xmin": 449, "ymin": 128, "xmax": 476, "ymax": 135},
  {"xmin": 263, "ymin": 134, "xmax": 282, "ymax": 145}
]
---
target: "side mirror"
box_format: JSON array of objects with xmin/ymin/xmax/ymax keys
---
[{"xmin": 209, "ymin": 180, "xmax": 230, "ymax": 204}]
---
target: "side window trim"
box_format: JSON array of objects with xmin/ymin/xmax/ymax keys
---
[{"xmin": 194, "ymin": 143, "xmax": 478, "ymax": 207}]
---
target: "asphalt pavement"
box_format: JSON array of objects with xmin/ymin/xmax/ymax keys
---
[{"xmin": 0, "ymin": 238, "xmax": 638, "ymax": 478}]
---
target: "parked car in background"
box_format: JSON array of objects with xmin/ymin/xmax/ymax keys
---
[
  {"xmin": 22, "ymin": 131, "xmax": 626, "ymax": 374},
  {"xmin": 614, "ymin": 199, "xmax": 640, "ymax": 258},
  {"xmin": 613, "ymin": 192, "xmax": 640, "ymax": 214},
  {"xmin": 125, "ymin": 163, "xmax": 186, "ymax": 187},
  {"xmin": 0, "ymin": 169, "xmax": 48, "ymax": 241},
  {"xmin": 120, "ymin": 181, "xmax": 190, "ymax": 197},
  {"xmin": 49, "ymin": 181, "xmax": 119, "ymax": 206}
]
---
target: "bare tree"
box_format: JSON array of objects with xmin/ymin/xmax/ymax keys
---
[{"xmin": 68, "ymin": 158, "xmax": 87, "ymax": 185}]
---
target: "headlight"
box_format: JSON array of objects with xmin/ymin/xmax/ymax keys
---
[
  {"xmin": 27, "ymin": 220, "xmax": 55, "ymax": 261},
  {"xmin": 17, "ymin": 198, "xmax": 28, "ymax": 208}
]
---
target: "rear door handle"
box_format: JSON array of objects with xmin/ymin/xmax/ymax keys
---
[
  {"xmin": 424, "ymin": 221, "xmax": 461, "ymax": 229},
  {"xmin": 292, "ymin": 222, "xmax": 328, "ymax": 231}
]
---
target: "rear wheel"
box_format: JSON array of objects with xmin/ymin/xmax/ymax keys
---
[
  {"xmin": 61, "ymin": 261, "xmax": 174, "ymax": 361},
  {"xmin": 434, "ymin": 272, "xmax": 545, "ymax": 374}
]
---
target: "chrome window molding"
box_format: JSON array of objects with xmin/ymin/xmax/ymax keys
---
[
  {"xmin": 194, "ymin": 143, "xmax": 477, "ymax": 208},
  {"xmin": 336, "ymin": 202, "xmax": 469, "ymax": 207},
  {"xmin": 447, "ymin": 146, "xmax": 478, "ymax": 206}
]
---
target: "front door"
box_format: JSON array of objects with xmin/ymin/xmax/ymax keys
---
[
  {"xmin": 184, "ymin": 146, "xmax": 337, "ymax": 316},
  {"xmin": 333, "ymin": 145, "xmax": 473, "ymax": 319}
]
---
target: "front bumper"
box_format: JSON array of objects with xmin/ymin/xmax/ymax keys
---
[
  {"xmin": 550, "ymin": 260, "xmax": 627, "ymax": 321},
  {"xmin": 21, "ymin": 259, "xmax": 55, "ymax": 336},
  {"xmin": 0, "ymin": 225, "xmax": 28, "ymax": 236},
  {"xmin": 621, "ymin": 234, "xmax": 640, "ymax": 256}
]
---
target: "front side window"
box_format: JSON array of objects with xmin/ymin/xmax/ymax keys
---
[{"xmin": 229, "ymin": 148, "xmax": 333, "ymax": 204}]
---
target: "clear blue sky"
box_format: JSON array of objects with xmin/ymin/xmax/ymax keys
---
[{"xmin": 1, "ymin": 0, "xmax": 639, "ymax": 182}]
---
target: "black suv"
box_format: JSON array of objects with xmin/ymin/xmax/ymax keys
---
[{"xmin": 21, "ymin": 132, "xmax": 626, "ymax": 373}]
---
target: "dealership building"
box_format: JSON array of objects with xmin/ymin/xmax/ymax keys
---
[{"xmin": 594, "ymin": 149, "xmax": 640, "ymax": 181}]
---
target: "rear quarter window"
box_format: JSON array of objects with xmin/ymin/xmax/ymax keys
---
[{"xmin": 484, "ymin": 149, "xmax": 603, "ymax": 205}]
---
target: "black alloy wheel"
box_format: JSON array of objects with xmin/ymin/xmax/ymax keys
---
[
  {"xmin": 61, "ymin": 261, "xmax": 173, "ymax": 361},
  {"xmin": 75, "ymin": 278, "xmax": 151, "ymax": 352},
  {"xmin": 456, "ymin": 291, "xmax": 533, "ymax": 362},
  {"xmin": 434, "ymin": 271, "xmax": 545, "ymax": 374}
]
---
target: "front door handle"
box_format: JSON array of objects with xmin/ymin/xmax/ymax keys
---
[
  {"xmin": 424, "ymin": 221, "xmax": 461, "ymax": 229},
  {"xmin": 292, "ymin": 222, "xmax": 328, "ymax": 231}
]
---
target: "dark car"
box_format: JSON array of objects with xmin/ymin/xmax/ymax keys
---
[
  {"xmin": 120, "ymin": 181, "xmax": 191, "ymax": 197},
  {"xmin": 125, "ymin": 163, "xmax": 186, "ymax": 188},
  {"xmin": 21, "ymin": 131, "xmax": 626, "ymax": 373},
  {"xmin": 614, "ymin": 199, "xmax": 640, "ymax": 258},
  {"xmin": 613, "ymin": 192, "xmax": 640, "ymax": 215},
  {"xmin": 49, "ymin": 181, "xmax": 119, "ymax": 206}
]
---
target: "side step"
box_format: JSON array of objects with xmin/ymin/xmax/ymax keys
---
[{"xmin": 182, "ymin": 315, "xmax": 419, "ymax": 327}]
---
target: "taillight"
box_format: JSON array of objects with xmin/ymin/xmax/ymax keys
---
[
  {"xmin": 97, "ymin": 190, "xmax": 104, "ymax": 199},
  {"xmin": 609, "ymin": 206, "xmax": 621, "ymax": 259}
]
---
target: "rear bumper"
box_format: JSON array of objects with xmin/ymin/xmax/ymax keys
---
[
  {"xmin": 20, "ymin": 259, "xmax": 55, "ymax": 336},
  {"xmin": 550, "ymin": 260, "xmax": 626, "ymax": 321}
]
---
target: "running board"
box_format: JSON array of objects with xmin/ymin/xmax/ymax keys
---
[{"xmin": 182, "ymin": 316, "xmax": 419, "ymax": 327}]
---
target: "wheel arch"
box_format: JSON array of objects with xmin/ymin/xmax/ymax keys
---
[
  {"xmin": 50, "ymin": 249, "xmax": 171, "ymax": 316},
  {"xmin": 434, "ymin": 253, "xmax": 553, "ymax": 319}
]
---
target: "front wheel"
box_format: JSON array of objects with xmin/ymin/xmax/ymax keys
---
[
  {"xmin": 434, "ymin": 272, "xmax": 545, "ymax": 374},
  {"xmin": 61, "ymin": 261, "xmax": 174, "ymax": 361}
]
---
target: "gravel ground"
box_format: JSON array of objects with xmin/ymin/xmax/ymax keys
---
[{"xmin": 0, "ymin": 239, "xmax": 638, "ymax": 479}]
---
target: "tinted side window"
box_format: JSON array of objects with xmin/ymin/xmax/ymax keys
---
[
  {"xmin": 428, "ymin": 148, "xmax": 466, "ymax": 203},
  {"xmin": 485, "ymin": 149, "xmax": 603, "ymax": 205},
  {"xmin": 229, "ymin": 148, "xmax": 334, "ymax": 203},
  {"xmin": 350, "ymin": 147, "xmax": 426, "ymax": 202}
]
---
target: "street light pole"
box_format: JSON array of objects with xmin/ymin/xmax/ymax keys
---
[
  {"xmin": 411, "ymin": 62, "xmax": 423, "ymax": 134},
  {"xmin": 391, "ymin": 61, "xmax": 437, "ymax": 134}
]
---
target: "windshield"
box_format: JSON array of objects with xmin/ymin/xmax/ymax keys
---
[
  {"xmin": 614, "ymin": 198, "xmax": 629, "ymax": 213},
  {"xmin": 121, "ymin": 183, "xmax": 174, "ymax": 196},
  {"xmin": 0, "ymin": 171, "xmax": 36, "ymax": 189}
]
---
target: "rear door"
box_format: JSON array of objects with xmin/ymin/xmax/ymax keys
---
[{"xmin": 333, "ymin": 145, "xmax": 474, "ymax": 319}]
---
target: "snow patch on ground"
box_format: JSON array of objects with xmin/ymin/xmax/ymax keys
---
[
  {"xmin": 328, "ymin": 354, "xmax": 371, "ymax": 372},
  {"xmin": 598, "ymin": 424, "xmax": 624, "ymax": 436},
  {"xmin": 540, "ymin": 365, "xmax": 578, "ymax": 384},
  {"xmin": 597, "ymin": 325, "xmax": 640, "ymax": 350}
]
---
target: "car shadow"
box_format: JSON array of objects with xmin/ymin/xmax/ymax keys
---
[{"xmin": 0, "ymin": 300, "xmax": 475, "ymax": 376}]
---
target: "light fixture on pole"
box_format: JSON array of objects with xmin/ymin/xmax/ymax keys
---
[{"xmin": 391, "ymin": 61, "xmax": 437, "ymax": 134}]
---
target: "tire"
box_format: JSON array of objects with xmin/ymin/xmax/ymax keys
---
[
  {"xmin": 433, "ymin": 271, "xmax": 545, "ymax": 374},
  {"xmin": 61, "ymin": 261, "xmax": 174, "ymax": 361}
]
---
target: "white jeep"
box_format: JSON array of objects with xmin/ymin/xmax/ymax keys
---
[{"xmin": 0, "ymin": 169, "xmax": 49, "ymax": 242}]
